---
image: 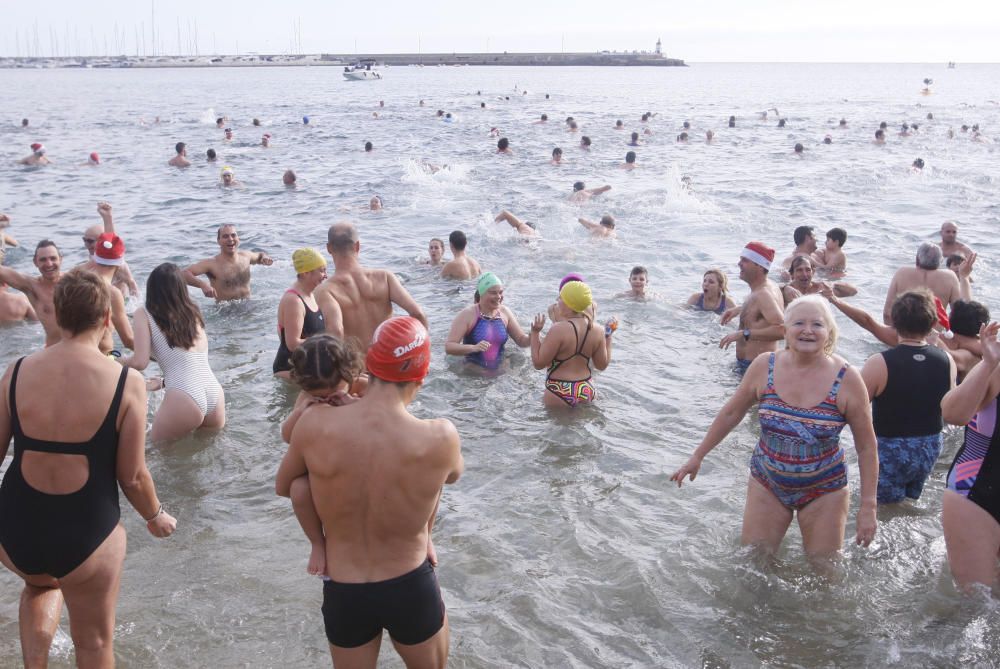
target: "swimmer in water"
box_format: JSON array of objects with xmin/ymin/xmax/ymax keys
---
[
  {"xmin": 445, "ymin": 272, "xmax": 530, "ymax": 374},
  {"xmin": 628, "ymin": 132, "xmax": 640, "ymax": 147},
  {"xmin": 182, "ymin": 224, "xmax": 274, "ymax": 301},
  {"xmin": 614, "ymin": 120, "xmax": 624, "ymax": 130},
  {"xmin": 677, "ymin": 132, "xmax": 689, "ymax": 143},
  {"xmin": 220, "ymin": 166, "xmax": 239, "ymax": 187},
  {"xmin": 912, "ymin": 158, "xmax": 925, "ymax": 171},
  {"xmin": 494, "ymin": 210, "xmax": 537, "ymax": 236},
  {"xmin": 580, "ymin": 136, "xmax": 592, "ymax": 150},
  {"xmin": 705, "ymin": 129, "xmax": 715, "ymax": 143},
  {"xmin": 578, "ymin": 215, "xmax": 616, "ymax": 238},
  {"xmin": 216, "ymin": 117, "xmax": 225, "ymax": 128},
  {"xmin": 874, "ymin": 129, "xmax": 886, "ymax": 145},
  {"xmin": 206, "ymin": 148, "xmax": 217, "ymax": 162},
  {"xmin": 570, "ymin": 182, "xmax": 611, "ymax": 203},
  {"xmin": 168, "ymin": 142, "xmax": 190, "ymax": 167},
  {"xmin": 369, "ymin": 196, "xmax": 383, "ymax": 211},
  {"xmin": 19, "ymin": 143, "xmax": 50, "ymax": 166},
  {"xmin": 534, "ymin": 114, "xmax": 548, "ymax": 124},
  {"xmin": 622, "ymin": 151, "xmax": 637, "ymax": 169},
  {"xmin": 551, "ymin": 148, "xmax": 563, "ymax": 165},
  {"xmin": 728, "ymin": 115, "xmax": 736, "ymax": 128},
  {"xmin": 20, "ymin": 118, "xmax": 28, "ymax": 128},
  {"xmin": 224, "ymin": 127, "xmax": 234, "ymax": 141},
  {"xmin": 440, "ymin": 231, "xmax": 481, "ymax": 280},
  {"xmin": 87, "ymin": 152, "xmax": 101, "ymax": 166},
  {"xmin": 720, "ymin": 242, "xmax": 785, "ymax": 375},
  {"xmin": 283, "ymin": 169, "xmax": 297, "ymax": 187},
  {"xmin": 497, "ymin": 137, "xmax": 512, "ymax": 155},
  {"xmin": 364, "ymin": 141, "xmax": 373, "ymax": 152},
  {"xmin": 687, "ymin": 268, "xmax": 736, "ymax": 314},
  {"xmin": 616, "ymin": 265, "xmax": 650, "ymax": 300},
  {"xmin": 794, "ymin": 142, "xmax": 805, "ymax": 156},
  {"xmin": 811, "ymin": 227, "xmax": 849, "ymax": 277},
  {"xmin": 261, "ymin": 134, "xmax": 271, "ymax": 148},
  {"xmin": 427, "ymin": 238, "xmax": 445, "ymax": 265},
  {"xmin": 823, "ymin": 135, "xmax": 833, "ymax": 144}
]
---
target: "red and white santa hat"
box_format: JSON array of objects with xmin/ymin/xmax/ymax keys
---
[
  {"xmin": 94, "ymin": 233, "xmax": 125, "ymax": 266},
  {"xmin": 740, "ymin": 241, "xmax": 775, "ymax": 271}
]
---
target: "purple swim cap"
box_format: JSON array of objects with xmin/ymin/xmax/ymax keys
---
[{"xmin": 559, "ymin": 273, "xmax": 585, "ymax": 290}]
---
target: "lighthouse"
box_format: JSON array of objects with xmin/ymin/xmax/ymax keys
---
[{"xmin": 655, "ymin": 38, "xmax": 662, "ymax": 56}]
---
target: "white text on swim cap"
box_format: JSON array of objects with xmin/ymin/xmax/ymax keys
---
[{"xmin": 394, "ymin": 333, "xmax": 426, "ymax": 358}]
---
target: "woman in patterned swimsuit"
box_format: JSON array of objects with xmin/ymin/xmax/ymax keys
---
[
  {"xmin": 940, "ymin": 321, "xmax": 1000, "ymax": 592},
  {"xmin": 672, "ymin": 295, "xmax": 879, "ymax": 559}
]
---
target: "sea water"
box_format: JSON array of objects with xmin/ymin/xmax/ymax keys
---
[{"xmin": 1, "ymin": 63, "xmax": 999, "ymax": 667}]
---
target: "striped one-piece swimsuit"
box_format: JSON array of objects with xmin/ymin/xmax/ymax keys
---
[
  {"xmin": 946, "ymin": 398, "xmax": 1000, "ymax": 526},
  {"xmin": 749, "ymin": 353, "xmax": 849, "ymax": 509}
]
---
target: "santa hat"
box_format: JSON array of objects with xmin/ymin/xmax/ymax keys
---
[
  {"xmin": 94, "ymin": 233, "xmax": 125, "ymax": 266},
  {"xmin": 740, "ymin": 241, "xmax": 776, "ymax": 271}
]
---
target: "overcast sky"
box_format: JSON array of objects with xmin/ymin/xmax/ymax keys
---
[{"xmin": 2, "ymin": 1, "xmax": 997, "ymax": 62}]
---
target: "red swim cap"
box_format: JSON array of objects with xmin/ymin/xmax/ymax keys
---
[{"xmin": 366, "ymin": 316, "xmax": 430, "ymax": 383}]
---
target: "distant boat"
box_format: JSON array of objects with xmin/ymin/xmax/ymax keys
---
[
  {"xmin": 948, "ymin": 61, "xmax": 956, "ymax": 69},
  {"xmin": 343, "ymin": 61, "xmax": 382, "ymax": 80}
]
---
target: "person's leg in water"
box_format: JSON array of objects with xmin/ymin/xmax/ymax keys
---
[
  {"xmin": 740, "ymin": 477, "xmax": 794, "ymax": 557},
  {"xmin": 291, "ymin": 475, "xmax": 326, "ymax": 576}
]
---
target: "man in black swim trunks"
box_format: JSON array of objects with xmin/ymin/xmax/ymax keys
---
[{"xmin": 276, "ymin": 316, "xmax": 463, "ymax": 668}]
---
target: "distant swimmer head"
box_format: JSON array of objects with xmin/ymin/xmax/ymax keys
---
[
  {"xmin": 616, "ymin": 120, "xmax": 623, "ymax": 128},
  {"xmin": 21, "ymin": 118, "xmax": 29, "ymax": 127},
  {"xmin": 901, "ymin": 123, "xmax": 910, "ymax": 131},
  {"xmin": 497, "ymin": 137, "xmax": 510, "ymax": 151},
  {"xmin": 683, "ymin": 120, "xmax": 691, "ymax": 129},
  {"xmin": 290, "ymin": 334, "xmax": 364, "ymax": 394},
  {"xmin": 631, "ymin": 131, "xmax": 639, "ymax": 143},
  {"xmin": 88, "ymin": 152, "xmax": 100, "ymax": 165},
  {"xmin": 545, "ymin": 93, "xmax": 550, "ymax": 99},
  {"xmin": 481, "ymin": 102, "xmax": 486, "ymax": 109},
  {"xmin": 30, "ymin": 142, "xmax": 44, "ymax": 155},
  {"xmin": 94, "ymin": 233, "xmax": 125, "ymax": 266},
  {"xmin": 599, "ymin": 214, "xmax": 615, "ymax": 229},
  {"xmin": 573, "ymin": 181, "xmax": 585, "ymax": 192},
  {"xmin": 625, "ymin": 151, "xmax": 636, "ymax": 164},
  {"xmin": 221, "ymin": 166, "xmax": 235, "ymax": 184},
  {"xmin": 207, "ymin": 148, "xmax": 217, "ymax": 161},
  {"xmin": 302, "ymin": 115, "xmax": 310, "ymax": 124},
  {"xmin": 283, "ymin": 169, "xmax": 296, "ymax": 185},
  {"xmin": 705, "ymin": 129, "xmax": 714, "ymax": 140},
  {"xmin": 569, "ymin": 121, "xmax": 578, "ymax": 130},
  {"xmin": 476, "ymin": 272, "xmax": 502, "ymax": 297},
  {"xmin": 445, "ymin": 112, "xmax": 453, "ymax": 119},
  {"xmin": 912, "ymin": 157, "xmax": 925, "ymax": 170},
  {"xmin": 552, "ymin": 147, "xmax": 563, "ymax": 158},
  {"xmin": 565, "ymin": 116, "xmax": 574, "ymax": 125},
  {"xmin": 364, "ymin": 141, "xmax": 373, "ymax": 152},
  {"xmin": 436, "ymin": 110, "xmax": 444, "ymax": 117},
  {"xmin": 216, "ymin": 117, "xmax": 224, "ymax": 127},
  {"xmin": 175, "ymin": 141, "xmax": 186, "ymax": 155},
  {"xmin": 580, "ymin": 136, "xmax": 591, "ymax": 147},
  {"xmin": 252, "ymin": 118, "xmax": 261, "ymax": 126},
  {"xmin": 366, "ymin": 316, "xmax": 431, "ymax": 384},
  {"xmin": 911, "ymin": 123, "xmax": 919, "ymax": 131},
  {"xmin": 292, "ymin": 247, "xmax": 326, "ymax": 275},
  {"xmin": 560, "ymin": 281, "xmax": 593, "ymax": 313},
  {"xmin": 923, "ymin": 78, "xmax": 933, "ymax": 86},
  {"xmin": 541, "ymin": 114, "xmax": 548, "ymax": 121},
  {"xmin": 926, "ymin": 112, "xmax": 934, "ymax": 120},
  {"xmin": 879, "ymin": 121, "xmax": 888, "ymax": 130},
  {"xmin": 794, "ymin": 142, "xmax": 804, "ymax": 153},
  {"xmin": 839, "ymin": 118, "xmax": 847, "ymax": 127},
  {"xmin": 728, "ymin": 115, "xmax": 736, "ymax": 127},
  {"xmin": 677, "ymin": 132, "xmax": 688, "ymax": 142},
  {"xmin": 559, "ymin": 273, "xmax": 585, "ymax": 290},
  {"xmin": 823, "ymin": 135, "xmax": 832, "ymax": 144},
  {"xmin": 875, "ymin": 129, "xmax": 885, "ymax": 140},
  {"xmin": 370, "ymin": 195, "xmax": 383, "ymax": 211},
  {"xmin": 778, "ymin": 118, "xmax": 786, "ymax": 127}
]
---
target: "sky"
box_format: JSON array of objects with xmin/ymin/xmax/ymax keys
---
[{"xmin": 2, "ymin": 1, "xmax": 998, "ymax": 62}]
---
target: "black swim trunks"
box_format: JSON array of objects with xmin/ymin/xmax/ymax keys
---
[{"xmin": 321, "ymin": 559, "xmax": 445, "ymax": 648}]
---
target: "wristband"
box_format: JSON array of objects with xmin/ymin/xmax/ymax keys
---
[{"xmin": 144, "ymin": 504, "xmax": 164, "ymax": 523}]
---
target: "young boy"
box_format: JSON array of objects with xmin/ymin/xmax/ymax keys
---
[
  {"xmin": 812, "ymin": 227, "xmax": 848, "ymax": 278},
  {"xmin": 616, "ymin": 265, "xmax": 649, "ymax": 299}
]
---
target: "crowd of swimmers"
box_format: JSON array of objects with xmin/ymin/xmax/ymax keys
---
[{"xmin": 2, "ymin": 94, "xmax": 999, "ymax": 668}]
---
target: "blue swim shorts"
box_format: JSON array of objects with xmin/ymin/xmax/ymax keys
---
[{"xmin": 876, "ymin": 433, "xmax": 942, "ymax": 504}]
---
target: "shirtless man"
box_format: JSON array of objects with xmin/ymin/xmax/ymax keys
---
[
  {"xmin": 781, "ymin": 256, "xmax": 857, "ymax": 306},
  {"xmin": 168, "ymin": 142, "xmax": 191, "ymax": 167},
  {"xmin": 76, "ymin": 203, "xmax": 134, "ymax": 352},
  {"xmin": 578, "ymin": 215, "xmax": 615, "ymax": 238},
  {"xmin": 440, "ymin": 231, "xmax": 481, "ymax": 280},
  {"xmin": 19, "ymin": 143, "xmax": 50, "ymax": 166},
  {"xmin": 570, "ymin": 182, "xmax": 611, "ymax": 203},
  {"xmin": 0, "ymin": 241, "xmax": 64, "ymax": 345},
  {"xmin": 780, "ymin": 225, "xmax": 817, "ymax": 270},
  {"xmin": 0, "ymin": 214, "xmax": 17, "ymax": 250},
  {"xmin": 80, "ymin": 212, "xmax": 139, "ymax": 298},
  {"xmin": 183, "ymin": 224, "xmax": 274, "ymax": 301},
  {"xmin": 882, "ymin": 242, "xmax": 961, "ymax": 325},
  {"xmin": 494, "ymin": 210, "xmax": 537, "ymax": 236},
  {"xmin": 938, "ymin": 221, "xmax": 973, "ymax": 258},
  {"xmin": 720, "ymin": 241, "xmax": 785, "ymax": 375},
  {"xmin": 276, "ymin": 316, "xmax": 462, "ymax": 668},
  {"xmin": 0, "ymin": 279, "xmax": 35, "ymax": 323},
  {"xmin": 316, "ymin": 222, "xmax": 427, "ymax": 348}
]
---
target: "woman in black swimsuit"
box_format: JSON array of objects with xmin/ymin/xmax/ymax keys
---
[{"xmin": 0, "ymin": 270, "xmax": 176, "ymax": 667}]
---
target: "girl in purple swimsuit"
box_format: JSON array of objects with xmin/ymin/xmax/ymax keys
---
[
  {"xmin": 445, "ymin": 273, "xmax": 530, "ymax": 374},
  {"xmin": 672, "ymin": 295, "xmax": 879, "ymax": 562}
]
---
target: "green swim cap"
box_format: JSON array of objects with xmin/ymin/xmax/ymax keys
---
[{"xmin": 477, "ymin": 272, "xmax": 502, "ymax": 296}]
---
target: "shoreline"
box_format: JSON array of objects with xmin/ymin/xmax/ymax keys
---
[{"xmin": 0, "ymin": 51, "xmax": 686, "ymax": 70}]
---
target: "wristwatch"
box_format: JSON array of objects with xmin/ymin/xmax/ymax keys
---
[{"xmin": 742, "ymin": 328, "xmax": 751, "ymax": 341}]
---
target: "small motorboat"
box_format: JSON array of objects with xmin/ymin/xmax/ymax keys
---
[{"xmin": 343, "ymin": 61, "xmax": 382, "ymax": 80}]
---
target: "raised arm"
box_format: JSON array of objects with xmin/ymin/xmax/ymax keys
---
[
  {"xmin": 0, "ymin": 266, "xmax": 34, "ymax": 295},
  {"xmin": 97, "ymin": 201, "xmax": 116, "ymax": 234},
  {"xmin": 825, "ymin": 288, "xmax": 897, "ymax": 347},
  {"xmin": 941, "ymin": 323, "xmax": 1000, "ymax": 425},
  {"xmin": 577, "ymin": 217, "xmax": 600, "ymax": 232}
]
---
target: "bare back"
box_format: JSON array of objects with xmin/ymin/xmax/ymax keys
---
[
  {"xmin": 291, "ymin": 398, "xmax": 461, "ymax": 582},
  {"xmin": 318, "ymin": 267, "xmax": 393, "ymax": 347}
]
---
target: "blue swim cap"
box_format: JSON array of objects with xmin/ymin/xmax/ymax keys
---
[{"xmin": 303, "ymin": 116, "xmax": 310, "ymax": 124}]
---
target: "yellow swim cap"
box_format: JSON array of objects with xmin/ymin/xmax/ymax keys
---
[
  {"xmin": 221, "ymin": 166, "xmax": 234, "ymax": 176},
  {"xmin": 560, "ymin": 280, "xmax": 592, "ymax": 313},
  {"xmin": 292, "ymin": 247, "xmax": 326, "ymax": 274}
]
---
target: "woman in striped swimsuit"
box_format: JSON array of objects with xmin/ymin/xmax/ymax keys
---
[
  {"xmin": 940, "ymin": 321, "xmax": 1000, "ymax": 592},
  {"xmin": 672, "ymin": 295, "xmax": 879, "ymax": 560},
  {"xmin": 123, "ymin": 263, "xmax": 225, "ymax": 441}
]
